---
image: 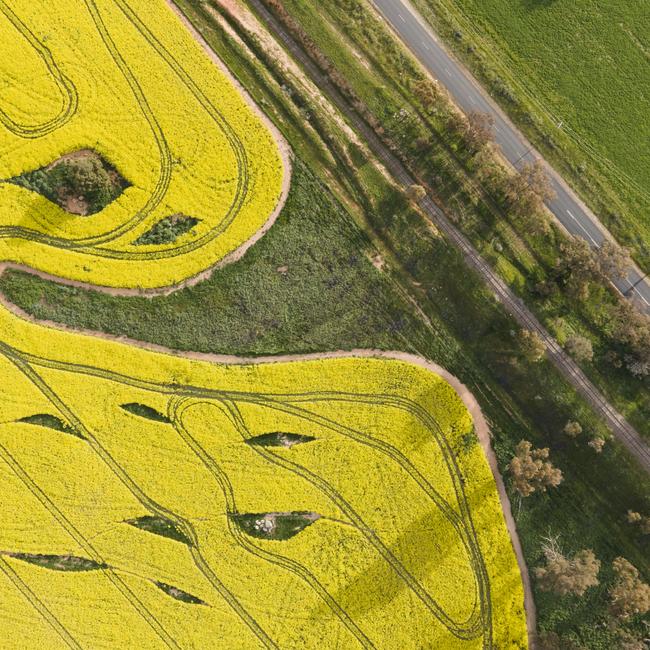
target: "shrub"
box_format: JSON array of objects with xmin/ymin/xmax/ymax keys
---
[
  {"xmin": 609, "ymin": 558, "xmax": 650, "ymax": 620},
  {"xmin": 563, "ymin": 420, "xmax": 583, "ymax": 438},
  {"xmin": 508, "ymin": 440, "xmax": 563, "ymax": 496},
  {"xmin": 534, "ymin": 544, "xmax": 600, "ymax": 597},
  {"xmin": 565, "ymin": 334, "xmax": 594, "ymax": 362}
]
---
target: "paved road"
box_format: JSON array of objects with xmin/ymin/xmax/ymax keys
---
[
  {"xmin": 246, "ymin": 0, "xmax": 650, "ymax": 472},
  {"xmin": 371, "ymin": 0, "xmax": 650, "ymax": 312}
]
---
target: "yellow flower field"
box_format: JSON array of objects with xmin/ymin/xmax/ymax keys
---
[
  {"xmin": 0, "ymin": 0, "xmax": 527, "ymax": 647},
  {"xmin": 0, "ymin": 0, "xmax": 286, "ymax": 288},
  {"xmin": 0, "ymin": 301, "xmax": 527, "ymax": 648}
]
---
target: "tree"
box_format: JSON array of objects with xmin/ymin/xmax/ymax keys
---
[
  {"xmin": 608, "ymin": 301, "xmax": 650, "ymax": 377},
  {"xmin": 563, "ymin": 420, "xmax": 583, "ymax": 438},
  {"xmin": 508, "ymin": 440, "xmax": 563, "ymax": 496},
  {"xmin": 465, "ymin": 111, "xmax": 495, "ymax": 152},
  {"xmin": 596, "ymin": 241, "xmax": 631, "ymax": 280},
  {"xmin": 625, "ymin": 357, "xmax": 650, "ymax": 378},
  {"xmin": 609, "ymin": 558, "xmax": 650, "ymax": 620},
  {"xmin": 473, "ymin": 145, "xmax": 502, "ymax": 185},
  {"xmin": 53, "ymin": 155, "xmax": 115, "ymax": 212},
  {"xmin": 557, "ymin": 236, "xmax": 599, "ymax": 299},
  {"xmin": 504, "ymin": 160, "xmax": 555, "ymax": 230},
  {"xmin": 523, "ymin": 160, "xmax": 555, "ymax": 201},
  {"xmin": 447, "ymin": 110, "xmax": 495, "ymax": 154},
  {"xmin": 406, "ymin": 184, "xmax": 426, "ymax": 203},
  {"xmin": 518, "ymin": 329, "xmax": 546, "ymax": 363},
  {"xmin": 565, "ymin": 334, "xmax": 594, "ymax": 362},
  {"xmin": 556, "ymin": 238, "xmax": 632, "ymax": 300},
  {"xmin": 588, "ymin": 437, "xmax": 606, "ymax": 453},
  {"xmin": 534, "ymin": 545, "xmax": 600, "ymax": 597},
  {"xmin": 446, "ymin": 111, "xmax": 466, "ymax": 139}
]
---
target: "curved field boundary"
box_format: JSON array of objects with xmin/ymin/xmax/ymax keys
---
[
  {"xmin": 0, "ymin": 0, "xmax": 240, "ymax": 256},
  {"xmin": 0, "ymin": 0, "xmax": 175, "ymax": 250},
  {"xmin": 224, "ymin": 398, "xmax": 489, "ymax": 642},
  {"xmin": 175, "ymin": 393, "xmax": 489, "ymax": 642},
  {"xmin": 0, "ymin": 337, "xmax": 493, "ymax": 646},
  {"xmin": 0, "ymin": 1, "xmax": 292, "ymax": 295}
]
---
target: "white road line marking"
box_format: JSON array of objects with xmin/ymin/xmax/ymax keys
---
[
  {"xmin": 635, "ymin": 291, "xmax": 650, "ymax": 306},
  {"xmin": 566, "ymin": 209, "xmax": 599, "ymax": 246},
  {"xmin": 634, "ymin": 290, "xmax": 650, "ymax": 306},
  {"xmin": 444, "ymin": 66, "xmax": 451, "ymax": 76},
  {"xmin": 627, "ymin": 282, "xmax": 650, "ymax": 306},
  {"xmin": 398, "ymin": 13, "xmax": 405, "ymax": 22}
]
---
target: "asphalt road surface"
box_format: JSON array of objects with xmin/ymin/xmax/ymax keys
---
[{"xmin": 371, "ymin": 0, "xmax": 650, "ymax": 312}]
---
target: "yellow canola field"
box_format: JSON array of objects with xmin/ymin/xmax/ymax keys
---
[
  {"xmin": 0, "ymin": 0, "xmax": 526, "ymax": 647},
  {"xmin": 0, "ymin": 0, "xmax": 286, "ymax": 288},
  {"xmin": 0, "ymin": 301, "xmax": 528, "ymax": 649}
]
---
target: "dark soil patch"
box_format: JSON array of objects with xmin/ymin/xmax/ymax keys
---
[
  {"xmin": 8, "ymin": 553, "xmax": 107, "ymax": 572},
  {"xmin": 17, "ymin": 413, "xmax": 83, "ymax": 439},
  {"xmin": 155, "ymin": 581, "xmax": 207, "ymax": 605},
  {"xmin": 120, "ymin": 403, "xmax": 171, "ymax": 423},
  {"xmin": 246, "ymin": 432, "xmax": 316, "ymax": 447},
  {"xmin": 125, "ymin": 515, "xmax": 191, "ymax": 546}
]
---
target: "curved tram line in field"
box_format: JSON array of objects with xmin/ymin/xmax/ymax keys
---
[
  {"xmin": 0, "ymin": 1, "xmax": 78, "ymax": 138},
  {"xmin": 169, "ymin": 397, "xmax": 375, "ymax": 649}
]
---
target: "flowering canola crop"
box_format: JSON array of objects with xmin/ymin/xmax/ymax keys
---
[
  {"xmin": 0, "ymin": 0, "xmax": 527, "ymax": 648},
  {"xmin": 0, "ymin": 305, "xmax": 527, "ymax": 648},
  {"xmin": 0, "ymin": 0, "xmax": 285, "ymax": 288}
]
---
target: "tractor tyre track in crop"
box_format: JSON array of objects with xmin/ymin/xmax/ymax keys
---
[
  {"xmin": 0, "ymin": 438, "xmax": 180, "ymax": 649},
  {"xmin": 0, "ymin": 555, "xmax": 82, "ymax": 649},
  {"xmin": 0, "ymin": 0, "xmax": 530, "ymax": 645},
  {"xmin": 169, "ymin": 397, "xmax": 375, "ymax": 649},
  {"xmin": 0, "ymin": 0, "xmax": 254, "ymax": 260},
  {"xmin": 223, "ymin": 400, "xmax": 489, "ymax": 644},
  {"xmin": 0, "ymin": 342, "xmax": 277, "ymax": 650},
  {"xmin": 0, "ymin": 1, "xmax": 78, "ymax": 138}
]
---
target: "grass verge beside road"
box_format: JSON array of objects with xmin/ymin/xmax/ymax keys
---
[{"xmin": 412, "ymin": 0, "xmax": 650, "ymax": 266}]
